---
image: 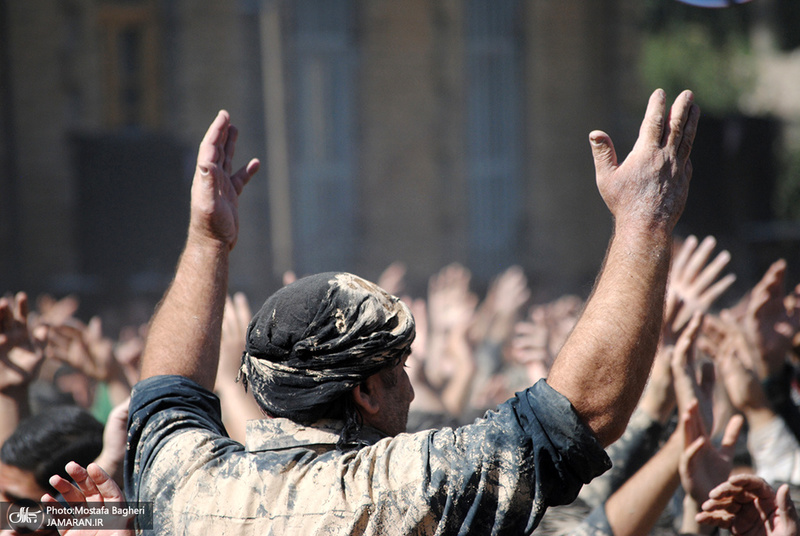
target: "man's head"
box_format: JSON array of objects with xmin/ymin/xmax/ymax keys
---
[
  {"xmin": 0, "ymin": 406, "xmax": 104, "ymax": 503},
  {"xmin": 239, "ymin": 272, "xmax": 415, "ymax": 438}
]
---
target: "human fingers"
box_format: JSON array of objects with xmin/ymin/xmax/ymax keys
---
[
  {"xmin": 663, "ymin": 89, "xmax": 694, "ymax": 148},
  {"xmin": 64, "ymin": 461, "xmax": 102, "ymax": 501},
  {"xmin": 693, "ymin": 245, "xmax": 731, "ymax": 288},
  {"xmin": 671, "ymin": 235, "xmax": 699, "ymax": 284},
  {"xmin": 282, "ymin": 271, "xmax": 297, "ymax": 286},
  {"xmin": 13, "ymin": 291, "xmax": 29, "ymax": 323},
  {"xmin": 222, "ymin": 294, "xmax": 236, "ymax": 331},
  {"xmin": 197, "ymin": 110, "xmax": 230, "ymax": 175},
  {"xmin": 681, "ymin": 435, "xmax": 707, "ymax": 485},
  {"xmin": 678, "ymin": 97, "xmax": 700, "ymax": 162},
  {"xmin": 680, "ymin": 399, "xmax": 704, "ymax": 445},
  {"xmin": 223, "ymin": 125, "xmax": 238, "ymax": 175},
  {"xmin": 750, "ymin": 260, "xmax": 787, "ymax": 311},
  {"xmin": 0, "ymin": 297, "xmax": 11, "ymax": 338},
  {"xmin": 682, "ymin": 235, "xmax": 718, "ymax": 284},
  {"xmin": 233, "ymin": 292, "xmax": 252, "ymax": 330},
  {"xmin": 231, "ymin": 158, "xmax": 259, "ymax": 196},
  {"xmin": 588, "ymin": 130, "xmax": 618, "ymax": 179},
  {"xmin": 85, "ymin": 463, "xmax": 125, "ymax": 503},
  {"xmin": 717, "ymin": 414, "xmax": 744, "ymax": 461},
  {"xmin": 776, "ymin": 483, "xmax": 800, "ymax": 529},
  {"xmin": 48, "ymin": 470, "xmax": 90, "ymax": 505},
  {"xmin": 700, "ymin": 273, "xmax": 736, "ymax": 309},
  {"xmin": 637, "ymin": 88, "xmax": 668, "ymax": 148},
  {"xmin": 691, "ymin": 250, "xmax": 732, "ymax": 302},
  {"xmin": 377, "ymin": 262, "xmax": 407, "ymax": 297},
  {"xmin": 697, "ymin": 494, "xmax": 739, "ymax": 529},
  {"xmin": 706, "ymin": 481, "xmax": 750, "ymax": 505},
  {"xmin": 725, "ymin": 473, "xmax": 777, "ymax": 496},
  {"xmin": 673, "ymin": 311, "xmax": 703, "ymax": 370}
]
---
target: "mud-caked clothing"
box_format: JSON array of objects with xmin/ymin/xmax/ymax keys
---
[{"xmin": 126, "ymin": 376, "xmax": 611, "ymax": 535}]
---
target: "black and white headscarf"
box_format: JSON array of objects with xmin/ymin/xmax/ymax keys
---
[{"xmin": 238, "ymin": 272, "xmax": 415, "ymax": 423}]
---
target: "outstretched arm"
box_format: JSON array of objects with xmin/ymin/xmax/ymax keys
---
[
  {"xmin": 547, "ymin": 89, "xmax": 699, "ymax": 446},
  {"xmin": 139, "ymin": 111, "xmax": 259, "ymax": 390}
]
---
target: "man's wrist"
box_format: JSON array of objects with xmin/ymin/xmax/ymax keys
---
[{"xmin": 185, "ymin": 230, "xmax": 234, "ymax": 254}]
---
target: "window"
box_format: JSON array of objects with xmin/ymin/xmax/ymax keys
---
[
  {"xmin": 98, "ymin": 1, "xmax": 160, "ymax": 129},
  {"xmin": 289, "ymin": 0, "xmax": 357, "ymax": 273},
  {"xmin": 465, "ymin": 0, "xmax": 522, "ymax": 278}
]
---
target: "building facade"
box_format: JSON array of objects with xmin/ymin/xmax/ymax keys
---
[{"xmin": 1, "ymin": 0, "xmax": 660, "ymax": 322}]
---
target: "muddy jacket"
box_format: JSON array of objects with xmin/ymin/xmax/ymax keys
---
[{"xmin": 125, "ymin": 376, "xmax": 611, "ymax": 535}]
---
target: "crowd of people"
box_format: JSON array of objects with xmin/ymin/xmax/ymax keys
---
[{"xmin": 1, "ymin": 88, "xmax": 799, "ymax": 535}]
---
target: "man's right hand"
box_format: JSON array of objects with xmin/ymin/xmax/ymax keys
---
[
  {"xmin": 189, "ymin": 110, "xmax": 260, "ymax": 251},
  {"xmin": 590, "ymin": 89, "xmax": 699, "ymax": 234}
]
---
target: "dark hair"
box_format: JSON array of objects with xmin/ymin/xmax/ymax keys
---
[{"xmin": 0, "ymin": 406, "xmax": 104, "ymax": 494}]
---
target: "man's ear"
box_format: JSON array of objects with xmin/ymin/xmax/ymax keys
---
[{"xmin": 352, "ymin": 375, "xmax": 382, "ymax": 416}]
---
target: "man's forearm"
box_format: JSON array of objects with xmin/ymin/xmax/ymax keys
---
[
  {"xmin": 546, "ymin": 89, "xmax": 698, "ymax": 446},
  {"xmin": 605, "ymin": 429, "xmax": 682, "ymax": 536},
  {"xmin": 548, "ymin": 226, "xmax": 672, "ymax": 446},
  {"xmin": 0, "ymin": 388, "xmax": 28, "ymax": 447},
  {"xmin": 139, "ymin": 237, "xmax": 229, "ymax": 391},
  {"xmin": 138, "ymin": 110, "xmax": 257, "ymax": 390}
]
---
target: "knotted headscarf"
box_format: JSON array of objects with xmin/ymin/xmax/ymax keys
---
[{"xmin": 239, "ymin": 272, "xmax": 415, "ymax": 422}]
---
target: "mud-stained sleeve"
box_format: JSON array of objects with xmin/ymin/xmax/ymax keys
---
[
  {"xmin": 359, "ymin": 379, "xmax": 611, "ymax": 535},
  {"xmin": 509, "ymin": 379, "xmax": 611, "ymax": 530},
  {"xmin": 124, "ymin": 375, "xmax": 229, "ymax": 502}
]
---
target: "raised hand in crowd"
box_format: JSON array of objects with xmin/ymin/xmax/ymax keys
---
[
  {"xmin": 114, "ymin": 323, "xmax": 145, "ymax": 388},
  {"xmin": 215, "ymin": 292, "xmax": 263, "ymax": 443},
  {"xmin": 739, "ymin": 260, "xmax": 800, "ymax": 380},
  {"xmin": 93, "ymin": 398, "xmax": 130, "ymax": 488},
  {"xmin": 469, "ymin": 265, "xmax": 530, "ymax": 345},
  {"xmin": 43, "ymin": 462, "xmax": 133, "ymax": 536},
  {"xmin": 45, "ymin": 316, "xmax": 131, "ymax": 408},
  {"xmin": 424, "ymin": 263, "xmax": 477, "ymax": 391},
  {"xmin": 33, "ymin": 294, "xmax": 80, "ymax": 329},
  {"xmin": 509, "ymin": 306, "xmax": 553, "ymax": 385},
  {"xmin": 139, "ymin": 109, "xmax": 259, "ymax": 388},
  {"xmin": 706, "ymin": 311, "xmax": 800, "ymax": 487},
  {"xmin": 405, "ymin": 296, "xmax": 447, "ymax": 418},
  {"xmin": 377, "ymin": 261, "xmax": 407, "ymax": 298},
  {"xmin": 547, "ymin": 88, "xmax": 698, "ymax": 447},
  {"xmin": 664, "ymin": 234, "xmax": 735, "ymax": 346},
  {"xmin": 678, "ymin": 399, "xmax": 744, "ymax": 535},
  {"xmin": 706, "ymin": 313, "xmax": 776, "ymax": 431},
  {"xmin": 675, "ymin": 316, "xmax": 743, "ymax": 529},
  {"xmin": 698, "ymin": 474, "xmax": 799, "ymax": 536},
  {"xmin": 0, "ymin": 292, "xmax": 47, "ymax": 447}
]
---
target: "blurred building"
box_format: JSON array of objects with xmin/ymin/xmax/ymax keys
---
[{"xmin": 2, "ymin": 0, "xmax": 793, "ymax": 321}]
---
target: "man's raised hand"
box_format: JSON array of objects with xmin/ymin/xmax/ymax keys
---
[
  {"xmin": 590, "ymin": 89, "xmax": 699, "ymax": 233},
  {"xmin": 189, "ymin": 110, "xmax": 260, "ymax": 250}
]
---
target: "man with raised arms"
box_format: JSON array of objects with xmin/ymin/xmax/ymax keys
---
[{"xmin": 126, "ymin": 88, "xmax": 699, "ymax": 534}]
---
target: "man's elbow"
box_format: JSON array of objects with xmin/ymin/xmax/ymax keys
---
[{"xmin": 586, "ymin": 411, "xmax": 632, "ymax": 448}]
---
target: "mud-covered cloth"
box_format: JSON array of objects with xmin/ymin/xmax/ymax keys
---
[
  {"xmin": 239, "ymin": 272, "xmax": 415, "ymax": 423},
  {"xmin": 126, "ymin": 376, "xmax": 611, "ymax": 535}
]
